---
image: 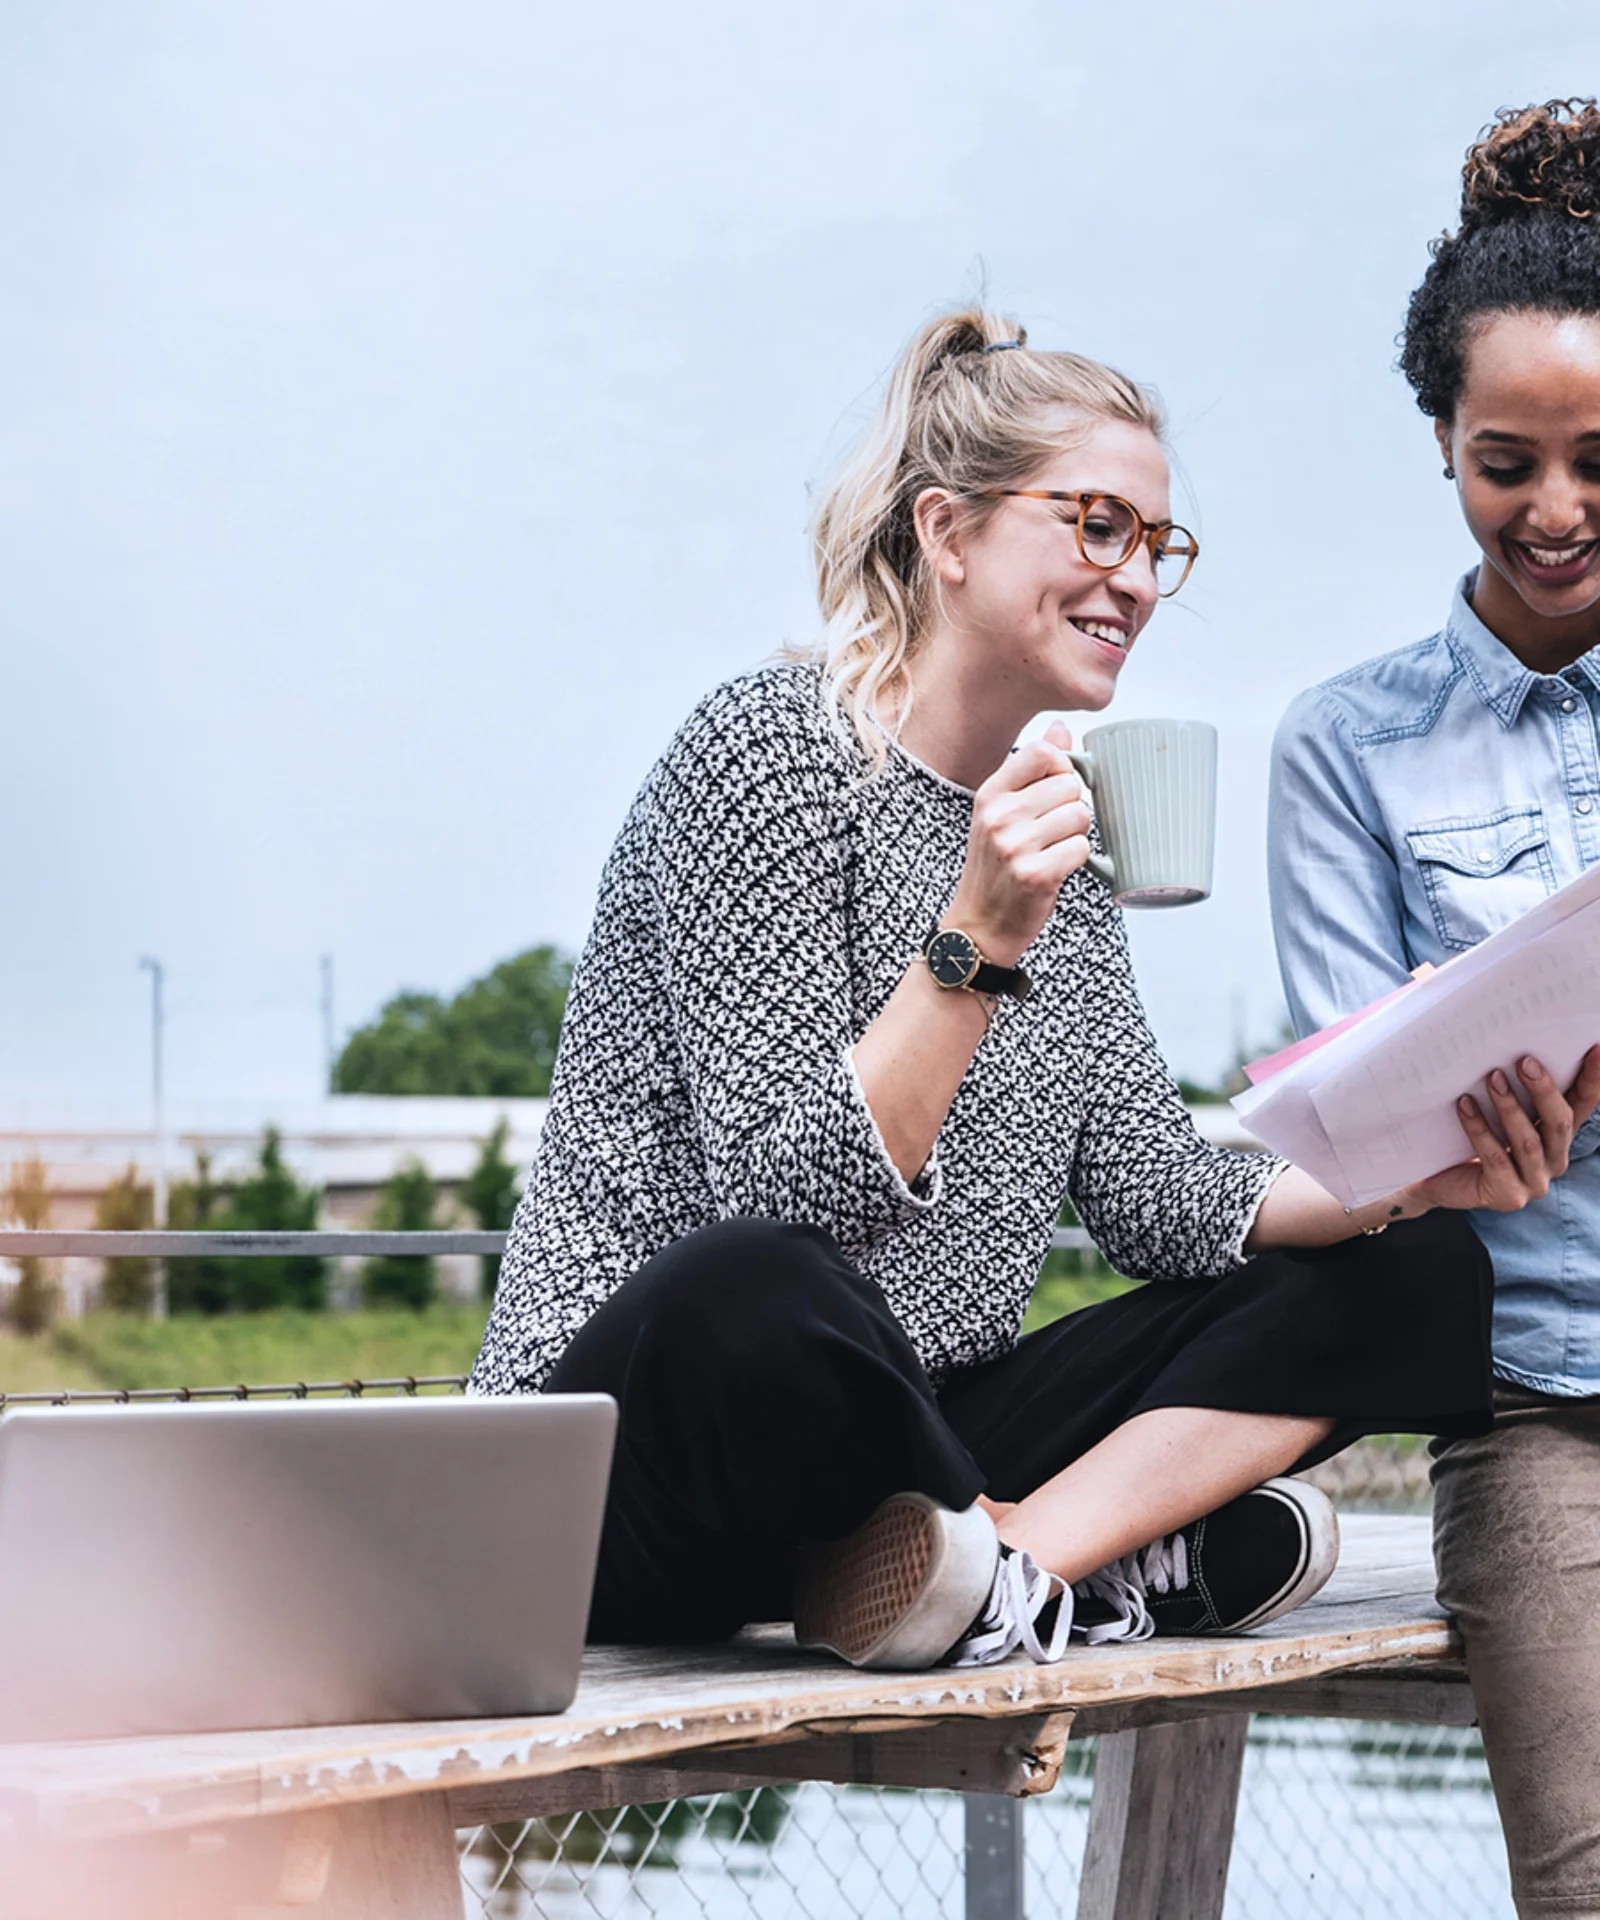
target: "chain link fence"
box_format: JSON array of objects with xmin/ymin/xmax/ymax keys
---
[{"xmin": 453, "ymin": 1715, "xmax": 1509, "ymax": 1919}]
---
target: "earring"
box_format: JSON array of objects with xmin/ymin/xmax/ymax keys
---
[{"xmin": 1443, "ymin": 465, "xmax": 1456, "ymax": 481}]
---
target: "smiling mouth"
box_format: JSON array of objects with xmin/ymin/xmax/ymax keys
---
[
  {"xmin": 1509, "ymin": 536, "xmax": 1600, "ymax": 578},
  {"xmin": 1069, "ymin": 618, "xmax": 1130, "ymax": 651}
]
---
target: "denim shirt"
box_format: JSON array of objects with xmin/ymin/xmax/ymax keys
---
[{"xmin": 1270, "ymin": 574, "xmax": 1600, "ymax": 1396}]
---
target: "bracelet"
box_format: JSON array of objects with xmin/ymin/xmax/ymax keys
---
[{"xmin": 1344, "ymin": 1203, "xmax": 1406, "ymax": 1237}]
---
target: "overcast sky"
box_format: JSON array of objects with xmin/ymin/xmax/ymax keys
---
[{"xmin": 2, "ymin": 1, "xmax": 1597, "ymax": 1107}]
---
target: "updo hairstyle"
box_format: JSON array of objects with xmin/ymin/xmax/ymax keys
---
[
  {"xmin": 1401, "ymin": 98, "xmax": 1600, "ymax": 420},
  {"xmin": 809, "ymin": 307, "xmax": 1164, "ymax": 769}
]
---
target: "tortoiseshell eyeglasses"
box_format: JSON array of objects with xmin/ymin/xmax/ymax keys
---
[{"xmin": 975, "ymin": 490, "xmax": 1199, "ymax": 597}]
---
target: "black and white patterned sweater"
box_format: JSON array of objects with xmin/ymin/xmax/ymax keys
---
[{"xmin": 470, "ymin": 663, "xmax": 1284, "ymax": 1395}]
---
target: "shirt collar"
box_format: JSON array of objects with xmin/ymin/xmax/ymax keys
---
[{"xmin": 1446, "ymin": 570, "xmax": 1600, "ymax": 726}]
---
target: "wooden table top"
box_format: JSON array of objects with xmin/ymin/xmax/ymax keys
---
[{"xmin": 0, "ymin": 1514, "xmax": 1455, "ymax": 1844}]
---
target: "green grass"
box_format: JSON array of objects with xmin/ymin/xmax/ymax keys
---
[
  {"xmin": 2, "ymin": 1304, "xmax": 491, "ymax": 1397},
  {"xmin": 0, "ymin": 1252, "xmax": 1122, "ymax": 1399},
  {"xmin": 1022, "ymin": 1251, "xmax": 1137, "ymax": 1333},
  {"xmin": 0, "ymin": 1330, "xmax": 104, "ymax": 1395}
]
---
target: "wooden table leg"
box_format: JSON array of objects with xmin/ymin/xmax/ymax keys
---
[
  {"xmin": 7, "ymin": 1795, "xmax": 466, "ymax": 1920},
  {"xmin": 1075, "ymin": 1714, "xmax": 1249, "ymax": 1920},
  {"xmin": 242, "ymin": 1795, "xmax": 465, "ymax": 1920}
]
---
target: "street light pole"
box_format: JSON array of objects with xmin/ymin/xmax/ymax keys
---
[
  {"xmin": 138, "ymin": 956, "xmax": 168, "ymax": 1319},
  {"xmin": 321, "ymin": 953, "xmax": 336, "ymax": 1094}
]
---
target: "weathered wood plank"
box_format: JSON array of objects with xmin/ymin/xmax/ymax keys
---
[
  {"xmin": 0, "ymin": 1616, "xmax": 1455, "ymax": 1842},
  {"xmin": 1076, "ymin": 1716, "xmax": 1249, "ymax": 1920},
  {"xmin": 1071, "ymin": 1668, "xmax": 1475, "ymax": 1736},
  {"xmin": 0, "ymin": 1516, "xmax": 1451, "ymax": 1843},
  {"xmin": 445, "ymin": 1713, "xmax": 1074, "ymax": 1825}
]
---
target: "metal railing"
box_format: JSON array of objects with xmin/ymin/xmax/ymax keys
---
[
  {"xmin": 0, "ymin": 1225, "xmax": 1094, "ymax": 1257},
  {"xmin": 0, "ymin": 1230, "xmax": 508, "ymax": 1257}
]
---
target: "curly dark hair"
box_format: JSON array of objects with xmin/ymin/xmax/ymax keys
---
[{"xmin": 1400, "ymin": 98, "xmax": 1600, "ymax": 420}]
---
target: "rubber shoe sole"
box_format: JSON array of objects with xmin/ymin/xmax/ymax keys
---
[
  {"xmin": 793, "ymin": 1494, "xmax": 999, "ymax": 1670},
  {"xmin": 1220, "ymin": 1478, "xmax": 1340, "ymax": 1632}
]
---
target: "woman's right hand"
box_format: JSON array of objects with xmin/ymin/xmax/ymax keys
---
[
  {"xmin": 944, "ymin": 722, "xmax": 1094, "ymax": 966},
  {"xmin": 1405, "ymin": 1046, "xmax": 1600, "ymax": 1215}
]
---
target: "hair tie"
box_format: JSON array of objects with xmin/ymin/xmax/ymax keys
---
[{"xmin": 982, "ymin": 340, "xmax": 1025, "ymax": 354}]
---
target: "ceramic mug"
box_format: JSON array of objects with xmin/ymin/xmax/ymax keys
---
[{"xmin": 1066, "ymin": 718, "xmax": 1217, "ymax": 908}]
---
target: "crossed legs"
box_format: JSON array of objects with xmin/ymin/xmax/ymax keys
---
[
  {"xmin": 546, "ymin": 1216, "xmax": 1337, "ymax": 1640},
  {"xmin": 990, "ymin": 1404, "xmax": 1335, "ymax": 1584}
]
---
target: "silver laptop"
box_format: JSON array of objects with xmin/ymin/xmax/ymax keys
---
[{"xmin": 0, "ymin": 1394, "xmax": 615, "ymax": 1742}]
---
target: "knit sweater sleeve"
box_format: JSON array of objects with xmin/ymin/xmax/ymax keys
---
[
  {"xmin": 642, "ymin": 677, "xmax": 941, "ymax": 1253},
  {"xmin": 1065, "ymin": 884, "xmax": 1285, "ymax": 1279}
]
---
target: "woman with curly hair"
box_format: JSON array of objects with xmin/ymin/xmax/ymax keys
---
[
  {"xmin": 474, "ymin": 304, "xmax": 1583, "ymax": 1678},
  {"xmin": 1271, "ymin": 99, "xmax": 1600, "ymax": 1919}
]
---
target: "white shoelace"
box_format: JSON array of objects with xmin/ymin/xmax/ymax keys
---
[
  {"xmin": 1073, "ymin": 1531, "xmax": 1191, "ymax": 1645},
  {"xmin": 951, "ymin": 1549, "xmax": 1074, "ymax": 1667}
]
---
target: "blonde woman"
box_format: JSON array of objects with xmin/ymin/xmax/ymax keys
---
[{"xmin": 472, "ymin": 310, "xmax": 1586, "ymax": 1670}]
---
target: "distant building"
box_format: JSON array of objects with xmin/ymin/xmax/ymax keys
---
[{"xmin": 0, "ymin": 1095, "xmax": 546, "ymax": 1312}]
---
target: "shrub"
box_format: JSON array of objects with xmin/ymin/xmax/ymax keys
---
[
  {"xmin": 95, "ymin": 1166, "xmax": 154, "ymax": 1314},
  {"xmin": 4, "ymin": 1156, "xmax": 58, "ymax": 1335},
  {"xmin": 166, "ymin": 1152, "xmax": 234, "ymax": 1316},
  {"xmin": 220, "ymin": 1130, "xmax": 326, "ymax": 1312},
  {"xmin": 458, "ymin": 1118, "xmax": 521, "ymax": 1299},
  {"xmin": 362, "ymin": 1159, "xmax": 438, "ymax": 1310}
]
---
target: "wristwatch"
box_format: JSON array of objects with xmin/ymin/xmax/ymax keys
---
[{"xmin": 922, "ymin": 927, "xmax": 1032, "ymax": 1003}]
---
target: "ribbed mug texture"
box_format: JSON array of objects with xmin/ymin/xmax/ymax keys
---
[{"xmin": 1076, "ymin": 719, "xmax": 1216, "ymax": 907}]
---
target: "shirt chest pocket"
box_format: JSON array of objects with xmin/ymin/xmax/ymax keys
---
[{"xmin": 1405, "ymin": 806, "xmax": 1555, "ymax": 952}]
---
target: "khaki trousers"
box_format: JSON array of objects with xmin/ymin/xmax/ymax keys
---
[{"xmin": 1434, "ymin": 1386, "xmax": 1600, "ymax": 1918}]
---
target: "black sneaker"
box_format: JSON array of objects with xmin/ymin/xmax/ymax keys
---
[{"xmin": 1073, "ymin": 1478, "xmax": 1340, "ymax": 1639}]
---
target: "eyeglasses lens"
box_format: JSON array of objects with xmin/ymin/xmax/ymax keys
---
[
  {"xmin": 1077, "ymin": 496, "xmax": 1140, "ymax": 569},
  {"xmin": 1154, "ymin": 531, "xmax": 1197, "ymax": 597}
]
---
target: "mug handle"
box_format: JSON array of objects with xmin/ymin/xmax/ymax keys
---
[{"xmin": 1065, "ymin": 750, "xmax": 1116, "ymax": 887}]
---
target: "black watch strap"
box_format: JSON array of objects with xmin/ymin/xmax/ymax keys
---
[{"xmin": 970, "ymin": 957, "xmax": 1031, "ymax": 1000}]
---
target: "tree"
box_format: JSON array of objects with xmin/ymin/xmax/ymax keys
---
[
  {"xmin": 458, "ymin": 1118, "xmax": 522, "ymax": 1298},
  {"xmin": 96, "ymin": 1167, "xmax": 154, "ymax": 1314},
  {"xmin": 220, "ymin": 1130, "xmax": 326, "ymax": 1312},
  {"xmin": 3, "ymin": 1156, "xmax": 58, "ymax": 1335},
  {"xmin": 362, "ymin": 1159, "xmax": 438, "ymax": 1309},
  {"xmin": 332, "ymin": 947, "xmax": 573, "ymax": 1096},
  {"xmin": 166, "ymin": 1151, "xmax": 234, "ymax": 1316}
]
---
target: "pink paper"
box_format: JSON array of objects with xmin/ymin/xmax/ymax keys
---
[{"xmin": 1243, "ymin": 981, "xmax": 1416, "ymax": 1086}]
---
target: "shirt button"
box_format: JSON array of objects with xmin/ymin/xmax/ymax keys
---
[
  {"xmin": 1562, "ymin": 696, "xmax": 1579, "ymax": 713},
  {"xmin": 1580, "ymin": 799, "xmax": 1596, "ymax": 816}
]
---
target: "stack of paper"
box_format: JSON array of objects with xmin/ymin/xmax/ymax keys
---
[{"xmin": 1233, "ymin": 863, "xmax": 1600, "ymax": 1206}]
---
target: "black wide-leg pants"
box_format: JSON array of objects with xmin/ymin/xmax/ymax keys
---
[{"xmin": 546, "ymin": 1213, "xmax": 1493, "ymax": 1644}]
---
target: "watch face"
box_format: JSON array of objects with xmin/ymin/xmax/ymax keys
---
[{"xmin": 927, "ymin": 929, "xmax": 979, "ymax": 989}]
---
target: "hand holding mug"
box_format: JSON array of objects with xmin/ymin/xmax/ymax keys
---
[{"xmin": 946, "ymin": 722, "xmax": 1093, "ymax": 966}]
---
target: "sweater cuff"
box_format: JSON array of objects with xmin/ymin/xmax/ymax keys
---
[
  {"xmin": 1226, "ymin": 1155, "xmax": 1292, "ymax": 1267},
  {"xmin": 843, "ymin": 1045, "xmax": 943, "ymax": 1214}
]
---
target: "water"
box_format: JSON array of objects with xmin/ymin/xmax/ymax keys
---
[{"xmin": 458, "ymin": 1718, "xmax": 1514, "ymax": 1918}]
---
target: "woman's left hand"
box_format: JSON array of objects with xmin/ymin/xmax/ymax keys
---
[{"xmin": 1405, "ymin": 1045, "xmax": 1600, "ymax": 1214}]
